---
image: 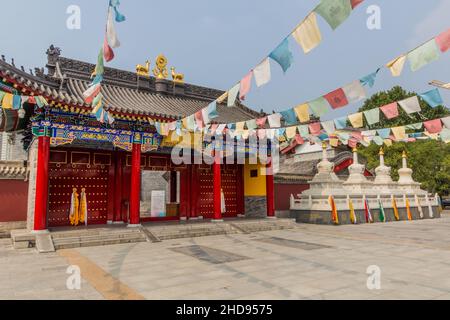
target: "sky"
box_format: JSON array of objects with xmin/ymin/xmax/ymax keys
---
[{"xmin": 0, "ymin": 0, "xmax": 448, "ymax": 121}]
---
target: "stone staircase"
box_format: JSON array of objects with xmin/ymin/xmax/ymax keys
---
[
  {"xmin": 148, "ymin": 221, "xmax": 240, "ymax": 241},
  {"xmin": 10, "ymin": 218, "xmax": 299, "ymax": 252},
  {"xmin": 228, "ymin": 219, "xmax": 297, "ymax": 234},
  {"xmin": 51, "ymin": 227, "xmax": 148, "ymax": 250}
]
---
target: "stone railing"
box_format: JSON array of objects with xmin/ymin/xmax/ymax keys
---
[{"xmin": 290, "ymin": 193, "xmax": 439, "ymax": 211}]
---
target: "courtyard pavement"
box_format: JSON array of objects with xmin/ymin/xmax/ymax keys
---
[{"xmin": 1, "ymin": 211, "xmax": 450, "ymax": 300}]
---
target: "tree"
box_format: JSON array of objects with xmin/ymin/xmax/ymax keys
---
[{"xmin": 357, "ymin": 86, "xmax": 450, "ymax": 195}]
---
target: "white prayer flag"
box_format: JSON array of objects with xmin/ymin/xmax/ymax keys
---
[
  {"xmin": 267, "ymin": 113, "xmax": 282, "ymax": 128},
  {"xmin": 398, "ymin": 96, "xmax": 421, "ymax": 114},
  {"xmin": 342, "ymin": 81, "xmax": 367, "ymax": 103},
  {"xmin": 253, "ymin": 58, "xmax": 271, "ymax": 87},
  {"xmin": 106, "ymin": 8, "xmax": 121, "ymax": 48}
]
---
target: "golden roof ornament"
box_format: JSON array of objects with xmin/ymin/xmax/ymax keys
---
[
  {"xmin": 153, "ymin": 54, "xmax": 168, "ymax": 79},
  {"xmin": 379, "ymin": 147, "xmax": 384, "ymax": 156},
  {"xmin": 402, "ymin": 150, "xmax": 407, "ymax": 158},
  {"xmin": 171, "ymin": 67, "xmax": 184, "ymax": 84},
  {"xmin": 136, "ymin": 60, "xmax": 150, "ymax": 77}
]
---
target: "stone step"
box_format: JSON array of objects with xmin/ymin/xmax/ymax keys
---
[
  {"xmin": 0, "ymin": 231, "xmax": 10, "ymax": 239},
  {"xmin": 35, "ymin": 233, "xmax": 55, "ymax": 253},
  {"xmin": 52, "ymin": 231, "xmax": 145, "ymax": 244},
  {"xmin": 50, "ymin": 229, "xmax": 140, "ymax": 239},
  {"xmin": 230, "ymin": 219, "xmax": 297, "ymax": 233},
  {"xmin": 53, "ymin": 233, "xmax": 146, "ymax": 250},
  {"xmin": 149, "ymin": 224, "xmax": 239, "ymax": 240}
]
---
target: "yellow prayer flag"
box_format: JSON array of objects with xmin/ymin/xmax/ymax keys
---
[
  {"xmin": 294, "ymin": 103, "xmax": 310, "ymax": 123},
  {"xmin": 330, "ymin": 138, "xmax": 339, "ymax": 147},
  {"xmin": 348, "ymin": 113, "xmax": 363, "ymax": 128},
  {"xmin": 235, "ymin": 121, "xmax": 246, "ymax": 132},
  {"xmin": 292, "ymin": 12, "xmax": 322, "ymax": 54},
  {"xmin": 384, "ymin": 139, "xmax": 393, "ymax": 147},
  {"xmin": 392, "ymin": 126, "xmax": 406, "ymax": 140},
  {"xmin": 216, "ymin": 92, "xmax": 228, "ymax": 104},
  {"xmin": 286, "ymin": 126, "xmax": 297, "ymax": 139},
  {"xmin": 386, "ymin": 55, "xmax": 406, "ymax": 77},
  {"xmin": 2, "ymin": 93, "xmax": 13, "ymax": 109}
]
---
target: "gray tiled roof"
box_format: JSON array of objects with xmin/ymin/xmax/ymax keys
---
[{"xmin": 0, "ymin": 46, "xmax": 261, "ymax": 123}]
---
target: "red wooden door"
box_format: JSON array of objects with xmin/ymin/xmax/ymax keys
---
[
  {"xmin": 48, "ymin": 150, "xmax": 110, "ymax": 227},
  {"xmin": 197, "ymin": 165, "xmax": 238, "ymax": 219}
]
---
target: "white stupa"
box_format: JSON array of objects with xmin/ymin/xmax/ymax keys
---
[
  {"xmin": 343, "ymin": 147, "xmax": 372, "ymax": 192},
  {"xmin": 397, "ymin": 151, "xmax": 425, "ymax": 194},
  {"xmin": 373, "ymin": 148, "xmax": 397, "ymax": 193}
]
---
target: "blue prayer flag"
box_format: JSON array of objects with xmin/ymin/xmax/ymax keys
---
[
  {"xmin": 280, "ymin": 109, "xmax": 298, "ymax": 126},
  {"xmin": 360, "ymin": 68, "xmax": 380, "ymax": 88},
  {"xmin": 419, "ymin": 88, "xmax": 443, "ymax": 108},
  {"xmin": 334, "ymin": 117, "xmax": 348, "ymax": 130},
  {"xmin": 269, "ymin": 38, "xmax": 294, "ymax": 73},
  {"xmin": 377, "ymin": 128, "xmax": 391, "ymax": 139}
]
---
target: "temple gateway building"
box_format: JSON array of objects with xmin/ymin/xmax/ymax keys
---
[{"xmin": 0, "ymin": 46, "xmax": 277, "ymax": 233}]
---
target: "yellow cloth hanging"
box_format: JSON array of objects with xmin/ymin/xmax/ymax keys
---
[
  {"xmin": 2, "ymin": 93, "xmax": 13, "ymax": 109},
  {"xmin": 386, "ymin": 55, "xmax": 407, "ymax": 77},
  {"xmin": 329, "ymin": 195, "xmax": 339, "ymax": 225},
  {"xmin": 406, "ymin": 198, "xmax": 413, "ymax": 221},
  {"xmin": 392, "ymin": 126, "xmax": 406, "ymax": 140},
  {"xmin": 69, "ymin": 188, "xmax": 80, "ymax": 226},
  {"xmin": 292, "ymin": 12, "xmax": 322, "ymax": 54},
  {"xmin": 349, "ymin": 198, "xmax": 357, "ymax": 224},
  {"xmin": 392, "ymin": 197, "xmax": 400, "ymax": 221},
  {"xmin": 348, "ymin": 112, "xmax": 364, "ymax": 128},
  {"xmin": 294, "ymin": 104, "xmax": 310, "ymax": 123},
  {"xmin": 286, "ymin": 126, "xmax": 297, "ymax": 139},
  {"xmin": 79, "ymin": 188, "xmax": 87, "ymax": 225}
]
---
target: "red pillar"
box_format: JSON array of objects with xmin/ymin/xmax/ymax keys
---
[
  {"xmin": 34, "ymin": 136, "xmax": 50, "ymax": 231},
  {"xmin": 266, "ymin": 160, "xmax": 275, "ymax": 218},
  {"xmin": 129, "ymin": 143, "xmax": 141, "ymax": 225},
  {"xmin": 114, "ymin": 152, "xmax": 123, "ymax": 222},
  {"xmin": 212, "ymin": 154, "xmax": 223, "ymax": 221}
]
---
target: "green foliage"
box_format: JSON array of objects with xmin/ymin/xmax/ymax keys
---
[
  {"xmin": 357, "ymin": 86, "xmax": 450, "ymax": 195},
  {"xmin": 358, "ymin": 141, "xmax": 450, "ymax": 195},
  {"xmin": 358, "ymin": 86, "xmax": 449, "ymax": 130}
]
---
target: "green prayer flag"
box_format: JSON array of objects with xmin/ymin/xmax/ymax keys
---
[
  {"xmin": 314, "ymin": 0, "xmax": 352, "ymax": 30},
  {"xmin": 298, "ymin": 125, "xmax": 309, "ymax": 137},
  {"xmin": 95, "ymin": 48, "xmax": 105, "ymax": 76},
  {"xmin": 363, "ymin": 108, "xmax": 380, "ymax": 126},
  {"xmin": 379, "ymin": 200, "xmax": 386, "ymax": 222},
  {"xmin": 407, "ymin": 39, "xmax": 440, "ymax": 72},
  {"xmin": 405, "ymin": 122, "xmax": 423, "ymax": 130},
  {"xmin": 373, "ymin": 136, "xmax": 384, "ymax": 146},
  {"xmin": 308, "ymin": 97, "xmax": 330, "ymax": 118}
]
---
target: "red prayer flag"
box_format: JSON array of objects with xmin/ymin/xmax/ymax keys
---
[
  {"xmin": 103, "ymin": 37, "xmax": 115, "ymax": 62},
  {"xmin": 380, "ymin": 102, "xmax": 399, "ymax": 120},
  {"xmin": 239, "ymin": 72, "xmax": 253, "ymax": 100},
  {"xmin": 324, "ymin": 88, "xmax": 349, "ymax": 109},
  {"xmin": 256, "ymin": 117, "xmax": 267, "ymax": 128},
  {"xmin": 309, "ymin": 122, "xmax": 321, "ymax": 135},
  {"xmin": 436, "ymin": 28, "xmax": 450, "ymax": 53},
  {"xmin": 194, "ymin": 111, "xmax": 204, "ymax": 129},
  {"xmin": 28, "ymin": 96, "xmax": 36, "ymax": 104},
  {"xmin": 295, "ymin": 134, "xmax": 304, "ymax": 145},
  {"xmin": 348, "ymin": 138, "xmax": 358, "ymax": 148},
  {"xmin": 351, "ymin": 0, "xmax": 364, "ymax": 9},
  {"xmin": 424, "ymin": 119, "xmax": 443, "ymax": 134}
]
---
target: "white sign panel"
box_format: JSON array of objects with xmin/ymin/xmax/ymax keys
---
[{"xmin": 151, "ymin": 190, "xmax": 166, "ymax": 217}]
